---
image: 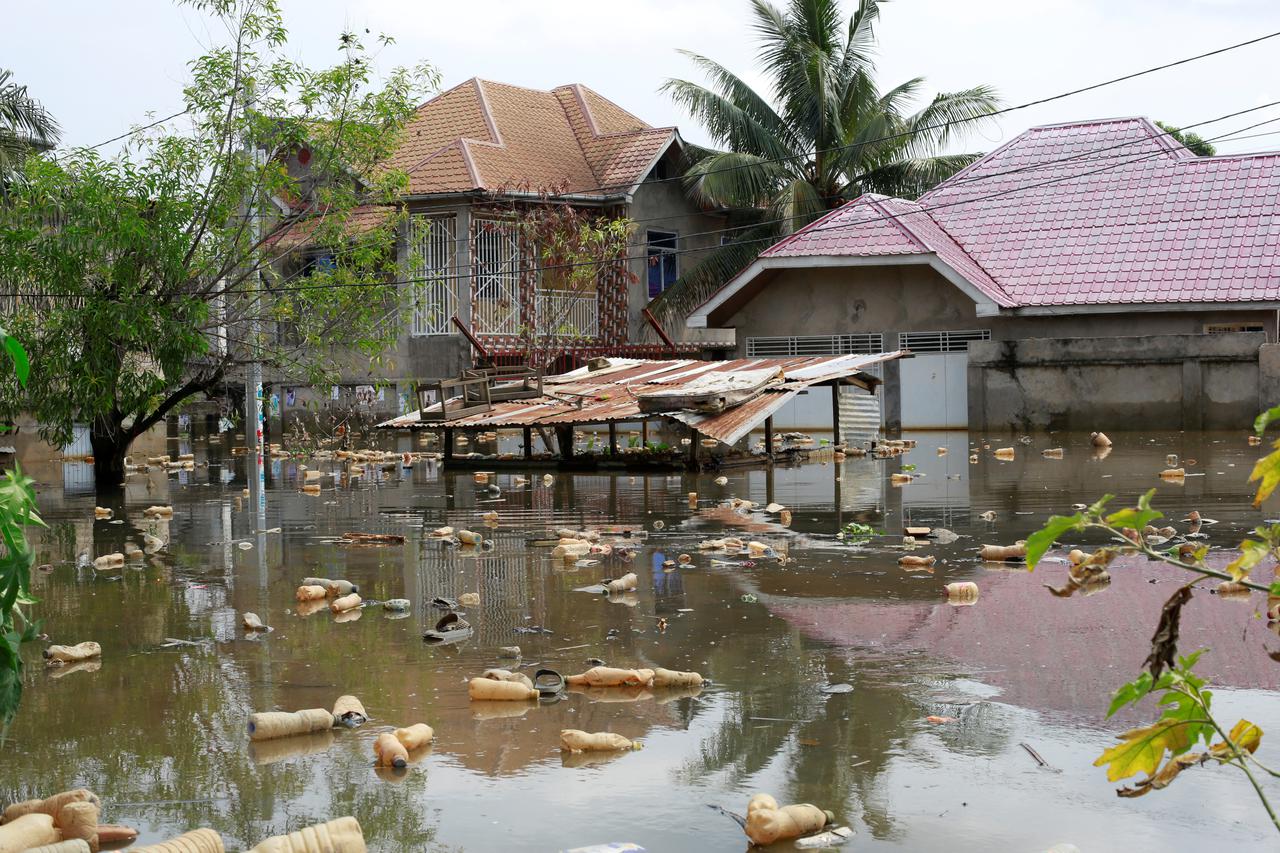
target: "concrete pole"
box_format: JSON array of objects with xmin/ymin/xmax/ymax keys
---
[{"xmin": 241, "ymin": 100, "xmax": 267, "ymax": 584}]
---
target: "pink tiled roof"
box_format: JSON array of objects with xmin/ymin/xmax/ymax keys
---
[
  {"xmin": 386, "ymin": 79, "xmax": 675, "ymax": 198},
  {"xmin": 758, "ymin": 117, "xmax": 1280, "ymax": 308}
]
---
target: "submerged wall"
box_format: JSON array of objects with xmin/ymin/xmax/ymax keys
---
[{"xmin": 968, "ymin": 332, "xmax": 1267, "ymax": 432}]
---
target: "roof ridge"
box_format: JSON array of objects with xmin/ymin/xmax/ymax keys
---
[
  {"xmin": 865, "ymin": 196, "xmax": 929, "ymax": 252},
  {"xmin": 471, "ymin": 79, "xmax": 504, "ymax": 147},
  {"xmin": 1027, "ymin": 115, "xmax": 1163, "ymax": 131},
  {"xmin": 455, "ymin": 139, "xmax": 484, "ymax": 188},
  {"xmin": 558, "ymin": 83, "xmax": 651, "ymax": 130},
  {"xmin": 912, "ymin": 203, "xmax": 1009, "ymax": 301},
  {"xmin": 472, "ymin": 77, "xmax": 560, "ymax": 96},
  {"xmin": 922, "ymin": 115, "xmax": 1192, "ymax": 201}
]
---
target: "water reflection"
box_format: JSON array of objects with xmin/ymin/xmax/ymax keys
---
[{"xmin": 2, "ymin": 431, "xmax": 1279, "ymax": 851}]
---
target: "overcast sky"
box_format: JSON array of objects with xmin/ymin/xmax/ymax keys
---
[{"xmin": 8, "ymin": 0, "xmax": 1280, "ymax": 158}]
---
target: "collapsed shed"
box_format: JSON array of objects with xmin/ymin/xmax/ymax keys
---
[{"xmin": 378, "ymin": 353, "xmax": 904, "ymax": 469}]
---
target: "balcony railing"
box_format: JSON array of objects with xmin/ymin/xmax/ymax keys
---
[{"xmin": 535, "ymin": 289, "xmax": 598, "ymax": 338}]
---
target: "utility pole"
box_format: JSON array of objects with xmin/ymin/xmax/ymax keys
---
[{"xmin": 241, "ymin": 85, "xmax": 267, "ymax": 581}]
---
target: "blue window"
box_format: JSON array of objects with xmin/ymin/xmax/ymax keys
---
[{"xmin": 647, "ymin": 230, "xmax": 678, "ymax": 298}]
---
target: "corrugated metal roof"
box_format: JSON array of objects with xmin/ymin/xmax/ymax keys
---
[
  {"xmin": 378, "ymin": 353, "xmax": 904, "ymax": 435},
  {"xmin": 670, "ymin": 390, "xmax": 798, "ymax": 445}
]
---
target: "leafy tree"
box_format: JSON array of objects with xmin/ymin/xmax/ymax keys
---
[
  {"xmin": 0, "ymin": 68, "xmax": 59, "ymax": 191},
  {"xmin": 0, "ymin": 0, "xmax": 438, "ymax": 484},
  {"xmin": 1156, "ymin": 121, "xmax": 1216, "ymax": 157},
  {"xmin": 651, "ymin": 0, "xmax": 999, "ymax": 328}
]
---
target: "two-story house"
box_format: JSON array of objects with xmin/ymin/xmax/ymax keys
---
[{"xmin": 272, "ymin": 78, "xmax": 731, "ymax": 430}]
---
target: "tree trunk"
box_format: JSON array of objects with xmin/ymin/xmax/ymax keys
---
[{"xmin": 90, "ymin": 419, "xmax": 130, "ymax": 488}]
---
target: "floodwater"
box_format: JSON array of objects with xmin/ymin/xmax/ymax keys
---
[{"xmin": 3, "ymin": 430, "xmax": 1280, "ymax": 852}]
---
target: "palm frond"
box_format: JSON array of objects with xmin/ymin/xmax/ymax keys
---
[
  {"xmin": 876, "ymin": 77, "xmax": 925, "ymax": 120},
  {"xmin": 0, "ymin": 69, "xmax": 59, "ymax": 147},
  {"xmin": 768, "ymin": 177, "xmax": 826, "ymax": 233},
  {"xmin": 841, "ymin": 0, "xmax": 882, "ymax": 77},
  {"xmin": 750, "ymin": 0, "xmax": 796, "ymax": 84},
  {"xmin": 667, "ymin": 51, "xmax": 799, "ymax": 151},
  {"xmin": 897, "ymin": 85, "xmax": 1001, "ymax": 159},
  {"xmin": 853, "ymin": 153, "xmax": 982, "ymax": 199},
  {"xmin": 683, "ymin": 150, "xmax": 795, "ymax": 209},
  {"xmin": 661, "ymin": 78, "xmax": 799, "ymax": 162}
]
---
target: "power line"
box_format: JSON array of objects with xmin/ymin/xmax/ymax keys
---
[
  {"xmin": 7, "ymin": 100, "xmax": 1278, "ymax": 302},
  {"xmin": 417, "ymin": 27, "xmax": 1280, "ymax": 198},
  {"xmin": 233, "ymin": 99, "xmax": 1280, "ymax": 295}
]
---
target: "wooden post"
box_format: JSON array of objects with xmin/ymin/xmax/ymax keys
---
[
  {"xmin": 608, "ymin": 422, "xmax": 618, "ymax": 456},
  {"xmin": 556, "ymin": 424, "xmax": 574, "ymax": 460},
  {"xmin": 523, "ymin": 426, "xmax": 533, "ymax": 460},
  {"xmin": 763, "ymin": 416, "xmax": 774, "ymax": 459},
  {"xmin": 443, "ymin": 428, "xmax": 454, "ymax": 462},
  {"xmin": 641, "ymin": 420, "xmax": 648, "ymax": 447},
  {"xmin": 689, "ymin": 427, "xmax": 700, "ymax": 467},
  {"xmin": 830, "ymin": 381, "xmax": 842, "ymax": 448}
]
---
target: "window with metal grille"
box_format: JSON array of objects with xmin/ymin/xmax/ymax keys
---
[
  {"xmin": 472, "ymin": 217, "xmax": 521, "ymax": 335},
  {"xmin": 408, "ymin": 213, "xmax": 457, "ymax": 336},
  {"xmin": 899, "ymin": 329, "xmax": 991, "ymax": 353},
  {"xmin": 745, "ymin": 333, "xmax": 884, "ymax": 357}
]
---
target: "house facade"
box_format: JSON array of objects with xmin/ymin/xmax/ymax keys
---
[
  {"xmin": 274, "ymin": 78, "xmax": 731, "ymax": 429},
  {"xmin": 688, "ymin": 117, "xmax": 1280, "ymax": 431}
]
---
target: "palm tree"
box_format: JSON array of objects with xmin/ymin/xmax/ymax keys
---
[
  {"xmin": 650, "ymin": 0, "xmax": 999, "ymax": 329},
  {"xmin": 0, "ymin": 69, "xmax": 59, "ymax": 192}
]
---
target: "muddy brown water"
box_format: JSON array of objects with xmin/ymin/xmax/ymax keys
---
[{"xmin": 3, "ymin": 430, "xmax": 1280, "ymax": 851}]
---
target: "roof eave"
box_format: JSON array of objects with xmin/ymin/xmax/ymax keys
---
[{"xmin": 1009, "ymin": 300, "xmax": 1280, "ymax": 317}]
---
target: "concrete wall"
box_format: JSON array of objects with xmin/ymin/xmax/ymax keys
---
[
  {"xmin": 626, "ymin": 149, "xmax": 726, "ymax": 341},
  {"xmin": 720, "ymin": 265, "xmax": 1279, "ymax": 350},
  {"xmin": 968, "ymin": 333, "xmax": 1266, "ymax": 432}
]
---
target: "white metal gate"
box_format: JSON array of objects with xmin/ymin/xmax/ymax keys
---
[
  {"xmin": 408, "ymin": 214, "xmax": 457, "ymax": 336},
  {"xmin": 899, "ymin": 330, "xmax": 989, "ymax": 429},
  {"xmin": 471, "ymin": 218, "xmax": 520, "ymax": 335}
]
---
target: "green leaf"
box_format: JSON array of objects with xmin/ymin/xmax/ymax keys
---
[
  {"xmin": 1255, "ymin": 406, "xmax": 1280, "ymax": 435},
  {"xmin": 1086, "ymin": 494, "xmax": 1115, "ymax": 518},
  {"xmin": 0, "ymin": 334, "xmax": 28, "ymax": 388},
  {"xmin": 1025, "ymin": 513, "xmax": 1084, "ymax": 570},
  {"xmin": 1107, "ymin": 671, "xmax": 1154, "ymax": 717},
  {"xmin": 1106, "ymin": 489, "xmax": 1163, "ymax": 531}
]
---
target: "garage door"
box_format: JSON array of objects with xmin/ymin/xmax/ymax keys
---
[{"xmin": 899, "ymin": 331, "xmax": 989, "ymax": 429}]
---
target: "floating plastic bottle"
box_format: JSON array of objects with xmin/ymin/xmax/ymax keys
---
[{"xmin": 247, "ymin": 709, "xmax": 334, "ymax": 742}]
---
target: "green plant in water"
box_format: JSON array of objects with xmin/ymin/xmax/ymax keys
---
[
  {"xmin": 0, "ymin": 328, "xmax": 39, "ymax": 727},
  {"xmin": 841, "ymin": 521, "xmax": 879, "ymax": 540},
  {"xmin": 1025, "ymin": 411, "xmax": 1280, "ymax": 832}
]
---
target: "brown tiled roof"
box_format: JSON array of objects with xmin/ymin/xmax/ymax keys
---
[
  {"xmin": 387, "ymin": 78, "xmax": 676, "ymax": 198},
  {"xmin": 263, "ymin": 204, "xmax": 397, "ymax": 249}
]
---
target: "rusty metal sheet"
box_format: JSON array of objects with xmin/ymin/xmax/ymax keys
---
[
  {"xmin": 379, "ymin": 353, "xmax": 903, "ymax": 431},
  {"xmin": 669, "ymin": 390, "xmax": 798, "ymax": 445}
]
